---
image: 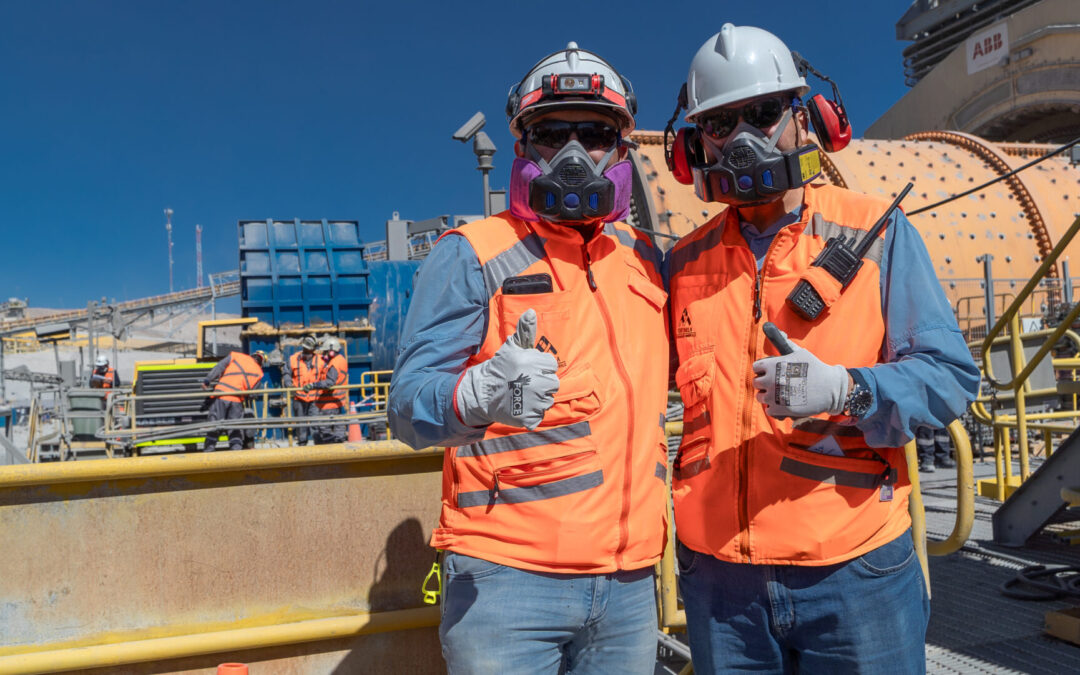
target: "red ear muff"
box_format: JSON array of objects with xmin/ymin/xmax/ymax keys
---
[
  {"xmin": 806, "ymin": 94, "xmax": 851, "ymax": 153},
  {"xmin": 671, "ymin": 127, "xmax": 697, "ymax": 185}
]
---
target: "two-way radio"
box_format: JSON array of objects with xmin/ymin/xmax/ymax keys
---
[{"xmin": 786, "ymin": 182, "xmax": 914, "ymax": 320}]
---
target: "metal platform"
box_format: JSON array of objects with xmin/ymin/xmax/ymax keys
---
[{"xmin": 921, "ymin": 458, "xmax": 1080, "ymax": 674}]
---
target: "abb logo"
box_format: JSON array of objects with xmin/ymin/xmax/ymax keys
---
[
  {"xmin": 966, "ymin": 22, "xmax": 1009, "ymax": 75},
  {"xmin": 972, "ymin": 33, "xmax": 1004, "ymax": 59}
]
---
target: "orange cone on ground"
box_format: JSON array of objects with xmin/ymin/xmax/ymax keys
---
[
  {"xmin": 217, "ymin": 665, "xmax": 248, "ymax": 675},
  {"xmin": 347, "ymin": 401, "xmax": 362, "ymax": 442}
]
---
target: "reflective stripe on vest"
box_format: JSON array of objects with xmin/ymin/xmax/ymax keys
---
[
  {"xmin": 290, "ymin": 352, "xmax": 319, "ymax": 402},
  {"xmin": 214, "ymin": 352, "xmax": 263, "ymax": 403},
  {"xmin": 428, "ymin": 212, "xmax": 670, "ymax": 575},
  {"xmin": 668, "ymin": 184, "xmax": 911, "ymax": 566},
  {"xmin": 102, "ymin": 367, "xmax": 115, "ymax": 389}
]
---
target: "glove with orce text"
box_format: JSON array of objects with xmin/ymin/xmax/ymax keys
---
[
  {"xmin": 752, "ymin": 335, "xmax": 850, "ymax": 419},
  {"xmin": 455, "ymin": 309, "xmax": 560, "ymax": 430}
]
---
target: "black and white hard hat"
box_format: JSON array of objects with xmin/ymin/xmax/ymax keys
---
[{"xmin": 506, "ymin": 42, "xmax": 637, "ymax": 138}]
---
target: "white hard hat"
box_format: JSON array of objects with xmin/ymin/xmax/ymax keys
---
[
  {"xmin": 507, "ymin": 42, "xmax": 637, "ymax": 138},
  {"xmin": 320, "ymin": 337, "xmax": 341, "ymax": 352},
  {"xmin": 684, "ymin": 24, "xmax": 810, "ymax": 121},
  {"xmin": 94, "ymin": 355, "xmax": 108, "ymax": 367}
]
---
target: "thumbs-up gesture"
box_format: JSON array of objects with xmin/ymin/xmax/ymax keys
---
[{"xmin": 455, "ymin": 309, "xmax": 560, "ymax": 430}]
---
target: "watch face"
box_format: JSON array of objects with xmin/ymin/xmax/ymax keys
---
[{"xmin": 849, "ymin": 387, "xmax": 873, "ymax": 417}]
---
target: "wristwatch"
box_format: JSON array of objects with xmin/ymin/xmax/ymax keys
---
[{"xmin": 843, "ymin": 376, "xmax": 874, "ymax": 418}]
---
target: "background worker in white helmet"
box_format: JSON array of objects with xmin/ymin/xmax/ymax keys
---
[
  {"xmin": 663, "ymin": 25, "xmax": 979, "ymax": 672},
  {"xmin": 284, "ymin": 335, "xmax": 319, "ymax": 445},
  {"xmin": 388, "ymin": 43, "xmax": 669, "ymax": 674},
  {"xmin": 89, "ymin": 355, "xmax": 119, "ymax": 389},
  {"xmin": 308, "ymin": 336, "xmax": 348, "ymax": 444}
]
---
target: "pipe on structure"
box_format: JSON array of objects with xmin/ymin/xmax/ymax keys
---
[
  {"xmin": 0, "ymin": 440, "xmax": 441, "ymax": 489},
  {"xmin": 0, "ymin": 607, "xmax": 440, "ymax": 675}
]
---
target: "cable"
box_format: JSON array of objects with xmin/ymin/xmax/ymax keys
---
[
  {"xmin": 908, "ymin": 135, "xmax": 1080, "ymax": 216},
  {"xmin": 631, "ymin": 224, "xmax": 681, "ymax": 241}
]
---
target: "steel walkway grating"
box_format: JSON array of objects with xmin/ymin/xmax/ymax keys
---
[{"xmin": 921, "ymin": 459, "xmax": 1080, "ymax": 674}]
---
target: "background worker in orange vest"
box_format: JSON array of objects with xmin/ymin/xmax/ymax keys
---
[
  {"xmin": 663, "ymin": 25, "xmax": 980, "ymax": 672},
  {"xmin": 201, "ymin": 349, "xmax": 266, "ymax": 452},
  {"xmin": 284, "ymin": 335, "xmax": 319, "ymax": 445},
  {"xmin": 388, "ymin": 43, "xmax": 669, "ymax": 675},
  {"xmin": 308, "ymin": 336, "xmax": 348, "ymax": 444},
  {"xmin": 89, "ymin": 355, "xmax": 119, "ymax": 389}
]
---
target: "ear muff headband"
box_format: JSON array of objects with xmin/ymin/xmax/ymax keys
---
[{"xmin": 791, "ymin": 52, "xmax": 852, "ymax": 153}]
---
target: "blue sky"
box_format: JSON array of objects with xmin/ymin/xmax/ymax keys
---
[{"xmin": 0, "ymin": 1, "xmax": 912, "ymax": 308}]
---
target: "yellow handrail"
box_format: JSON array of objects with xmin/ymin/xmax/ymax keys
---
[{"xmin": 982, "ymin": 215, "xmax": 1080, "ymax": 390}]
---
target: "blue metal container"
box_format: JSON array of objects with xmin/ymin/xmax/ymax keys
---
[
  {"xmin": 239, "ymin": 219, "xmax": 375, "ymax": 379},
  {"xmin": 367, "ymin": 260, "xmax": 423, "ymax": 371}
]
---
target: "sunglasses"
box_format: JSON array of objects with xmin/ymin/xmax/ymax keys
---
[
  {"xmin": 526, "ymin": 120, "xmax": 620, "ymax": 152},
  {"xmin": 695, "ymin": 97, "xmax": 787, "ymax": 141}
]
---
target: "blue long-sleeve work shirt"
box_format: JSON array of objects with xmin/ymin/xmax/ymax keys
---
[
  {"xmin": 718, "ymin": 209, "xmax": 980, "ymax": 448},
  {"xmin": 394, "ymin": 209, "xmax": 980, "ymax": 451},
  {"xmin": 388, "ymin": 234, "xmax": 490, "ymax": 450}
]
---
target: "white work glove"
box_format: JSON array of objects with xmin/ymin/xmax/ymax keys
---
[
  {"xmin": 752, "ymin": 331, "xmax": 850, "ymax": 419},
  {"xmin": 455, "ymin": 309, "xmax": 559, "ymax": 430}
]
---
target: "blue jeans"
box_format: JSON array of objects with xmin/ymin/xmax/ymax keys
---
[
  {"xmin": 678, "ymin": 531, "xmax": 928, "ymax": 674},
  {"xmin": 439, "ymin": 552, "xmax": 658, "ymax": 674}
]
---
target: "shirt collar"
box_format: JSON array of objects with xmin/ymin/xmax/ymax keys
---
[{"xmin": 738, "ymin": 206, "xmax": 803, "ymax": 242}]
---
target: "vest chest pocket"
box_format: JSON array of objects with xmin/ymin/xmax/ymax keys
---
[
  {"xmin": 540, "ymin": 363, "xmax": 602, "ymax": 428},
  {"xmin": 675, "ymin": 350, "xmax": 716, "ymax": 418},
  {"xmin": 496, "ymin": 290, "xmax": 572, "ymax": 344},
  {"xmin": 626, "ymin": 267, "xmax": 668, "ymax": 313},
  {"xmin": 674, "ymin": 350, "xmax": 716, "ymax": 481}
]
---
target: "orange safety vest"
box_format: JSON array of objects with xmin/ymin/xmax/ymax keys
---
[
  {"xmin": 668, "ymin": 183, "xmax": 910, "ymax": 566},
  {"xmin": 213, "ymin": 352, "xmax": 264, "ymax": 403},
  {"xmin": 289, "ymin": 351, "xmax": 319, "ymax": 403},
  {"xmin": 430, "ymin": 212, "xmax": 670, "ymax": 574},
  {"xmin": 96, "ymin": 367, "xmax": 116, "ymax": 389},
  {"xmin": 316, "ymin": 353, "xmax": 348, "ymax": 410}
]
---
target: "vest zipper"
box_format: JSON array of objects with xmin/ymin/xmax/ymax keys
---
[
  {"xmin": 584, "ymin": 246, "xmax": 635, "ymax": 567},
  {"xmin": 739, "ymin": 232, "xmax": 785, "ymax": 561}
]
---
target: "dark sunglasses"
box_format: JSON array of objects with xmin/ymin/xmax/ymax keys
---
[
  {"xmin": 695, "ymin": 97, "xmax": 787, "ymax": 141},
  {"xmin": 526, "ymin": 120, "xmax": 619, "ymax": 152}
]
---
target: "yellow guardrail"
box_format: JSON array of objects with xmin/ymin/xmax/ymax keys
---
[
  {"xmin": 905, "ymin": 419, "xmax": 976, "ymax": 597},
  {"xmin": 974, "ymin": 214, "xmax": 1080, "ymax": 496}
]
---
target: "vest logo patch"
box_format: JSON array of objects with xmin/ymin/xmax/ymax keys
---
[
  {"xmin": 537, "ymin": 335, "xmax": 567, "ymax": 368},
  {"xmin": 676, "ymin": 308, "xmax": 696, "ymax": 338}
]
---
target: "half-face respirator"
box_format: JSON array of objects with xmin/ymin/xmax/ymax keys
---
[
  {"xmin": 509, "ymin": 140, "xmax": 632, "ymax": 223},
  {"xmin": 692, "ymin": 108, "xmax": 821, "ymax": 206}
]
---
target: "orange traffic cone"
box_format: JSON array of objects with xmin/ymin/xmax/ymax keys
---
[
  {"xmin": 217, "ymin": 665, "xmax": 248, "ymax": 675},
  {"xmin": 347, "ymin": 401, "xmax": 362, "ymax": 442}
]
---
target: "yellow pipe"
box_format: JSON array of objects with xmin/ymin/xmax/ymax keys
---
[
  {"xmin": 904, "ymin": 438, "xmax": 931, "ymax": 598},
  {"xmin": 0, "ymin": 607, "xmax": 440, "ymax": 675},
  {"xmin": 665, "ymin": 421, "xmax": 684, "ymax": 437},
  {"xmin": 994, "ymin": 427, "xmax": 1006, "ymax": 502},
  {"xmin": 0, "ymin": 441, "xmax": 443, "ymax": 489},
  {"xmin": 659, "ymin": 476, "xmax": 685, "ymax": 630},
  {"xmin": 926, "ymin": 420, "xmax": 975, "ymax": 557},
  {"xmin": 1009, "ymin": 315, "xmax": 1032, "ymax": 481}
]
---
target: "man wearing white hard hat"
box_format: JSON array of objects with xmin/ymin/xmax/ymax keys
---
[
  {"xmin": 89, "ymin": 355, "xmax": 119, "ymax": 389},
  {"xmin": 663, "ymin": 24, "xmax": 979, "ymax": 672}
]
